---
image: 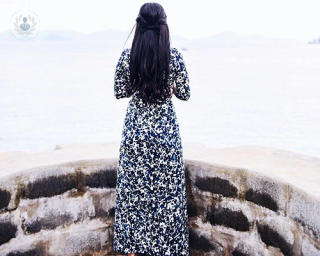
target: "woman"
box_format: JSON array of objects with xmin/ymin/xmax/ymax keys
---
[{"xmin": 113, "ymin": 2, "xmax": 190, "ymax": 256}]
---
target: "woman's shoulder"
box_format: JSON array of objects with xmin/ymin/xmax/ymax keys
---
[
  {"xmin": 171, "ymin": 47, "xmax": 182, "ymax": 56},
  {"xmin": 170, "ymin": 47, "xmax": 179, "ymax": 53},
  {"xmin": 121, "ymin": 48, "xmax": 131, "ymax": 55},
  {"xmin": 170, "ymin": 47, "xmax": 184, "ymax": 60}
]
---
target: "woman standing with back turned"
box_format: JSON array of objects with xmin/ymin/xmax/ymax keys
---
[{"xmin": 113, "ymin": 2, "xmax": 191, "ymax": 256}]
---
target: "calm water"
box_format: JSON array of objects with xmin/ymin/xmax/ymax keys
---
[{"xmin": 1, "ymin": 39, "xmax": 320, "ymax": 158}]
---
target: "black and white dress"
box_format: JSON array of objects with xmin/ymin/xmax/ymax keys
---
[{"xmin": 113, "ymin": 47, "xmax": 190, "ymax": 256}]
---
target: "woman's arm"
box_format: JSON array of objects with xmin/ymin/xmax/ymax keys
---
[
  {"xmin": 173, "ymin": 49, "xmax": 190, "ymax": 101},
  {"xmin": 114, "ymin": 48, "xmax": 131, "ymax": 99}
]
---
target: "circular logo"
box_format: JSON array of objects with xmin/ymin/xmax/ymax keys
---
[{"xmin": 10, "ymin": 10, "xmax": 40, "ymax": 41}]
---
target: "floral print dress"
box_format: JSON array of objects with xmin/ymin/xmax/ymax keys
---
[{"xmin": 113, "ymin": 47, "xmax": 191, "ymax": 256}]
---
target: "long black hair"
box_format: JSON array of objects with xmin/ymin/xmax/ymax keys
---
[{"xmin": 124, "ymin": 2, "xmax": 172, "ymax": 104}]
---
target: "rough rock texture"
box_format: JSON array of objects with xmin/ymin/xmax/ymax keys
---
[
  {"xmin": 0, "ymin": 144, "xmax": 319, "ymax": 255},
  {"xmin": 185, "ymin": 161, "xmax": 320, "ymax": 256}
]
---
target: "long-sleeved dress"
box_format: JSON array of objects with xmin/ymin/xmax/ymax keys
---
[{"xmin": 113, "ymin": 47, "xmax": 190, "ymax": 256}]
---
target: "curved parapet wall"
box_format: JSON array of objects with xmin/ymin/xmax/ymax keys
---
[
  {"xmin": 185, "ymin": 160, "xmax": 320, "ymax": 256},
  {"xmin": 0, "ymin": 158, "xmax": 319, "ymax": 256}
]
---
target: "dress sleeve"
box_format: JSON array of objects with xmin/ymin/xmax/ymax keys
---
[
  {"xmin": 173, "ymin": 49, "xmax": 191, "ymax": 101},
  {"xmin": 114, "ymin": 48, "xmax": 131, "ymax": 99}
]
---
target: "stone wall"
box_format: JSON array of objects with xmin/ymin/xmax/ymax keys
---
[{"xmin": 0, "ymin": 158, "xmax": 319, "ymax": 256}]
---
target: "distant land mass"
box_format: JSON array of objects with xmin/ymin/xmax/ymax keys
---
[
  {"xmin": 193, "ymin": 31, "xmax": 292, "ymax": 43},
  {"xmin": 308, "ymin": 36, "xmax": 320, "ymax": 44},
  {"xmin": 0, "ymin": 29, "xmax": 186, "ymax": 42},
  {"xmin": 0, "ymin": 29, "xmax": 301, "ymax": 43}
]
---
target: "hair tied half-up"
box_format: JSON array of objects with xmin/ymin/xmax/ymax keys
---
[{"xmin": 140, "ymin": 23, "xmax": 161, "ymax": 34}]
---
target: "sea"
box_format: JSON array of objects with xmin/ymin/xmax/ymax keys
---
[{"xmin": 1, "ymin": 33, "xmax": 320, "ymax": 158}]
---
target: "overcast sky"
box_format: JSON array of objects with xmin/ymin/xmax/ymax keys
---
[{"xmin": 1, "ymin": 0, "xmax": 319, "ymax": 42}]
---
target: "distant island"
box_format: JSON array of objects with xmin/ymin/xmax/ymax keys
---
[{"xmin": 308, "ymin": 37, "xmax": 320, "ymax": 44}]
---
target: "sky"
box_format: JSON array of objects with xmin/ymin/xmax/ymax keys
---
[{"xmin": 0, "ymin": 0, "xmax": 319, "ymax": 42}]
